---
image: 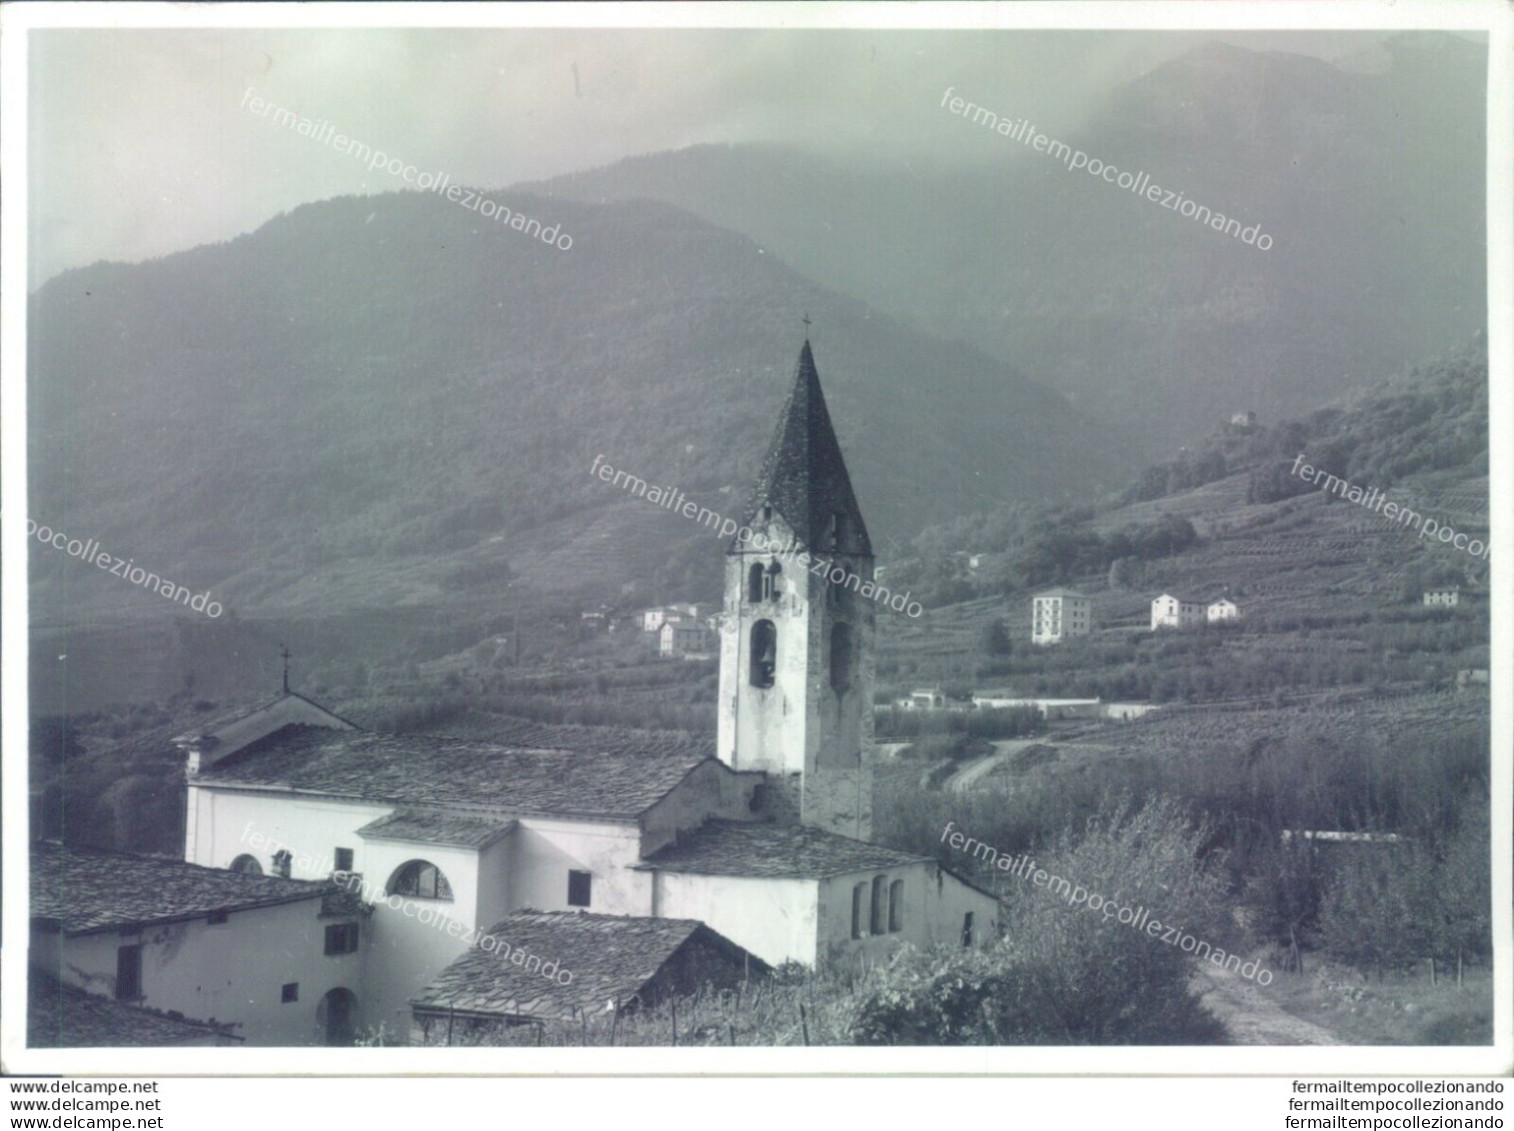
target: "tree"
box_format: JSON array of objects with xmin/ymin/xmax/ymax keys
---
[{"xmin": 981, "ymin": 618, "xmax": 1013, "ymax": 657}]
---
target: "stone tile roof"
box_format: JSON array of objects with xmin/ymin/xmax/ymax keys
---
[
  {"xmin": 28, "ymin": 974, "xmax": 242, "ymax": 1047},
  {"xmin": 733, "ymin": 341, "xmax": 872, "ymax": 556},
  {"xmin": 358, "ymin": 810, "xmax": 516, "ymax": 849},
  {"xmin": 411, "ymin": 910, "xmax": 760, "ymax": 1021},
  {"xmin": 640, "ymin": 819, "xmax": 927, "ymax": 879},
  {"xmin": 31, "ymin": 842, "xmax": 327, "ymax": 935},
  {"xmin": 172, "ymin": 691, "xmax": 355, "ymax": 744},
  {"xmin": 199, "ymin": 727, "xmax": 710, "ymax": 819}
]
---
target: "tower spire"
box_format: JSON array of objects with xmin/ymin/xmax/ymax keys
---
[{"xmin": 733, "ymin": 341, "xmax": 872, "ymax": 556}]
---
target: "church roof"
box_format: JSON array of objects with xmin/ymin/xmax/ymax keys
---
[
  {"xmin": 639, "ymin": 819, "xmax": 926, "ymax": 879},
  {"xmin": 172, "ymin": 691, "xmax": 357, "ymax": 745},
  {"xmin": 197, "ymin": 727, "xmax": 716, "ymax": 820},
  {"xmin": 28, "ymin": 973, "xmax": 242, "ymax": 1047},
  {"xmin": 30, "ymin": 842, "xmax": 328, "ymax": 935},
  {"xmin": 358, "ymin": 810, "xmax": 517, "ymax": 849},
  {"xmin": 733, "ymin": 341, "xmax": 872, "ymax": 556},
  {"xmin": 411, "ymin": 910, "xmax": 763, "ymax": 1021}
]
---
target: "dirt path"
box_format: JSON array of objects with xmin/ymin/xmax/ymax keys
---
[
  {"xmin": 944, "ymin": 739, "xmax": 1043, "ymax": 793},
  {"xmin": 1192, "ymin": 962, "xmax": 1342, "ymax": 1045}
]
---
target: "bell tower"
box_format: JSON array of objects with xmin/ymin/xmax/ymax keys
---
[{"xmin": 717, "ymin": 339, "xmax": 875, "ymax": 840}]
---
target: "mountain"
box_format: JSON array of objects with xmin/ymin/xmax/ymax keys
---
[
  {"xmin": 526, "ymin": 36, "xmax": 1486, "ymax": 454},
  {"xmin": 27, "ymin": 189, "xmax": 1134, "ymax": 641}
]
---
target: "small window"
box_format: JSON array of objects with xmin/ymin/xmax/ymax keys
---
[
  {"xmin": 762, "ymin": 561, "xmax": 782, "ymax": 601},
  {"xmin": 851, "ymin": 882, "xmax": 866, "ymax": 940},
  {"xmin": 567, "ymin": 870, "xmax": 592, "ymax": 908},
  {"xmin": 206, "ymin": 909, "xmax": 229, "ymax": 926},
  {"xmin": 829, "ymin": 512, "xmax": 843, "ymax": 548},
  {"xmin": 961, "ymin": 912, "xmax": 975, "ymax": 948},
  {"xmin": 333, "ymin": 848, "xmax": 354, "ymax": 873},
  {"xmin": 870, "ymin": 875, "xmax": 887, "ymax": 935},
  {"xmin": 750, "ymin": 619, "xmax": 777, "ymax": 688},
  {"xmin": 830, "ymin": 623, "xmax": 853, "ymax": 694},
  {"xmin": 229, "ymin": 854, "xmax": 262, "ymax": 875},
  {"xmin": 387, "ymin": 860, "xmax": 453, "ymax": 900},
  {"xmin": 324, "ymin": 923, "xmax": 360, "ymax": 956},
  {"xmin": 748, "ymin": 563, "xmax": 765, "ymax": 603},
  {"xmin": 115, "ymin": 945, "xmax": 142, "ymax": 1002},
  {"xmin": 281, "ymin": 982, "xmax": 299, "ymax": 1003},
  {"xmin": 271, "ymin": 849, "xmax": 292, "ymax": 878},
  {"xmin": 888, "ymin": 880, "xmax": 904, "ymax": 933}
]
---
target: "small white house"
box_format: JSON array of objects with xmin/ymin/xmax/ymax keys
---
[
  {"xmin": 1151, "ymin": 594, "xmax": 1205, "ymax": 630},
  {"xmin": 1423, "ymin": 587, "xmax": 1461, "ymax": 608},
  {"xmin": 1206, "ymin": 598, "xmax": 1240, "ymax": 622},
  {"xmin": 1031, "ymin": 588, "xmax": 1092, "ymax": 645},
  {"xmin": 659, "ymin": 619, "xmax": 715, "ymax": 658}
]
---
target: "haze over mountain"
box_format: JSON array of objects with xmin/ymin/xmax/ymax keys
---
[
  {"xmin": 28, "ymin": 189, "xmax": 1134, "ymax": 630},
  {"xmin": 527, "ymin": 36, "xmax": 1485, "ymax": 454}
]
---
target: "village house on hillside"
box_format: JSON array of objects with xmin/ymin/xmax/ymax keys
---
[
  {"xmin": 1031, "ymin": 587, "xmax": 1092, "ymax": 645},
  {"xmin": 1150, "ymin": 593, "xmax": 1205, "ymax": 629},
  {"xmin": 1151, "ymin": 593, "xmax": 1241, "ymax": 628},
  {"xmin": 659, "ymin": 618, "xmax": 716, "ymax": 658},
  {"xmin": 1206, "ymin": 598, "xmax": 1240, "ymax": 622},
  {"xmin": 1423, "ymin": 586, "xmax": 1461, "ymax": 607},
  {"xmin": 30, "ymin": 341, "xmax": 997, "ymax": 1046}
]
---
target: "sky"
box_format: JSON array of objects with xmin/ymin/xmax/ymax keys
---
[{"xmin": 27, "ymin": 27, "xmax": 1427, "ymax": 288}]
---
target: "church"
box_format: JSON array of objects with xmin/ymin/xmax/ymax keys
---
[{"xmin": 33, "ymin": 341, "xmax": 999, "ymax": 1045}]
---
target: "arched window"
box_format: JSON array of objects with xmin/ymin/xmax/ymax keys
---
[
  {"xmin": 961, "ymin": 912, "xmax": 975, "ymax": 948},
  {"xmin": 763, "ymin": 561, "xmax": 782, "ymax": 601},
  {"xmin": 888, "ymin": 879, "xmax": 904, "ymax": 933},
  {"xmin": 830, "ymin": 623, "xmax": 853, "ymax": 694},
  {"xmin": 748, "ymin": 563, "xmax": 765, "ymax": 603},
  {"xmin": 829, "ymin": 512, "xmax": 844, "ymax": 548},
  {"xmin": 229, "ymin": 854, "xmax": 262, "ymax": 875},
  {"xmin": 387, "ymin": 859, "xmax": 453, "ymax": 900},
  {"xmin": 750, "ymin": 619, "xmax": 776, "ymax": 688},
  {"xmin": 870, "ymin": 875, "xmax": 887, "ymax": 935},
  {"xmin": 851, "ymin": 883, "xmax": 866, "ymax": 940}
]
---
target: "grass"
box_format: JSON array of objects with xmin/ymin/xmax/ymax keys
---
[{"xmin": 1264, "ymin": 958, "xmax": 1493, "ymax": 1046}]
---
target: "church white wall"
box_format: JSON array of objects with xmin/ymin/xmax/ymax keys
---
[
  {"xmin": 39, "ymin": 897, "xmax": 363, "ymax": 1046},
  {"xmin": 639, "ymin": 761, "xmax": 760, "ymax": 856},
  {"xmin": 341, "ymin": 837, "xmax": 509, "ymax": 1035},
  {"xmin": 185, "ymin": 785, "xmax": 391, "ymax": 881},
  {"xmin": 816, "ymin": 863, "xmax": 1001, "ymax": 966},
  {"xmin": 652, "ymin": 872, "xmax": 817, "ymax": 967},
  {"xmin": 507, "ymin": 818, "xmax": 649, "ymax": 917}
]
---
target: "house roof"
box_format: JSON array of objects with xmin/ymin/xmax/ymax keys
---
[
  {"xmin": 639, "ymin": 819, "xmax": 927, "ymax": 879},
  {"xmin": 411, "ymin": 910, "xmax": 762, "ymax": 1021},
  {"xmin": 1033, "ymin": 587, "xmax": 1089, "ymax": 600},
  {"xmin": 358, "ymin": 810, "xmax": 517, "ymax": 849},
  {"xmin": 28, "ymin": 974, "xmax": 242, "ymax": 1047},
  {"xmin": 197, "ymin": 727, "xmax": 713, "ymax": 819},
  {"xmin": 30, "ymin": 842, "xmax": 327, "ymax": 935},
  {"xmin": 732, "ymin": 341, "xmax": 872, "ymax": 557}
]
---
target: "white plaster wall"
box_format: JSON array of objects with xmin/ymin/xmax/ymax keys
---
[
  {"xmin": 639, "ymin": 761, "xmax": 760, "ymax": 856},
  {"xmin": 185, "ymin": 786, "xmax": 391, "ymax": 881},
  {"xmin": 507, "ymin": 818, "xmax": 650, "ymax": 917},
  {"xmin": 653, "ymin": 872, "xmax": 817, "ymax": 967},
  {"xmin": 42, "ymin": 897, "xmax": 364, "ymax": 1046},
  {"xmin": 817, "ymin": 863, "xmax": 1002, "ymax": 966}
]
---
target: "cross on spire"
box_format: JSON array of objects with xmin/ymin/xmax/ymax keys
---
[
  {"xmin": 279, "ymin": 644, "xmax": 291, "ymax": 694},
  {"xmin": 801, "ymin": 313, "xmax": 812, "ymax": 336}
]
